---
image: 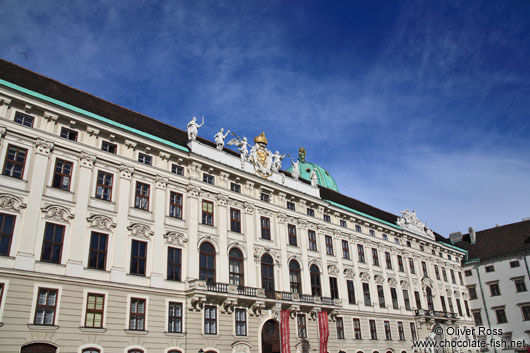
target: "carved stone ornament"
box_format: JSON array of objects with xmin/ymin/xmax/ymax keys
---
[
  {"xmin": 296, "ymin": 342, "xmax": 311, "ymax": 353},
  {"xmin": 231, "ymin": 342, "xmax": 252, "ymax": 353},
  {"xmin": 34, "ymin": 138, "xmax": 54, "ymax": 155},
  {"xmin": 388, "ymin": 277, "xmax": 397, "ymax": 286},
  {"xmin": 254, "ymin": 247, "xmax": 280, "ymax": 265},
  {"xmin": 0, "ymin": 193, "xmax": 26, "ymax": 212},
  {"xmin": 41, "ymin": 204, "xmax": 74, "ymax": 222},
  {"xmin": 244, "ymin": 202, "xmax": 254, "ymax": 214},
  {"xmin": 86, "ymin": 214, "xmax": 116, "ymax": 231},
  {"xmin": 343, "ymin": 269, "xmax": 355, "ymax": 279},
  {"xmin": 257, "ymin": 207, "xmax": 273, "ymax": 216},
  {"xmin": 374, "ymin": 275, "xmax": 385, "ymax": 284},
  {"xmin": 187, "ymin": 185, "xmax": 200, "ymax": 198},
  {"xmin": 217, "ymin": 194, "xmax": 229, "ymax": 206},
  {"xmin": 164, "ymin": 231, "xmax": 188, "ymax": 246},
  {"xmin": 119, "ymin": 164, "xmax": 134, "ymax": 179},
  {"xmin": 421, "ymin": 277, "xmax": 434, "ymax": 290},
  {"xmin": 462, "ymin": 292, "xmax": 469, "ymax": 300},
  {"xmin": 277, "ymin": 213, "xmax": 287, "ymax": 224},
  {"xmin": 198, "ymin": 233, "xmax": 217, "ymax": 247},
  {"xmin": 360, "ymin": 272, "xmax": 371, "ymax": 281},
  {"xmin": 400, "ymin": 279, "xmax": 409, "ymax": 289},
  {"xmin": 396, "ymin": 209, "xmax": 435, "ymax": 240},
  {"xmin": 328, "ymin": 265, "xmax": 339, "ymax": 276},
  {"xmin": 127, "ymin": 223, "xmax": 154, "ymax": 239},
  {"xmin": 79, "ymin": 152, "xmax": 96, "ymax": 168},
  {"xmin": 0, "ymin": 126, "xmax": 6, "ymax": 138},
  {"xmin": 155, "ymin": 175, "xmax": 168, "ymax": 189}
]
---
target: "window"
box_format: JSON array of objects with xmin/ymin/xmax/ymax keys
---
[
  {"xmin": 456, "ymin": 298, "xmax": 463, "ymax": 316},
  {"xmin": 440, "ymin": 296, "xmax": 447, "ymax": 312},
  {"xmin": 0, "ymin": 213, "xmax": 15, "ymax": 256},
  {"xmin": 489, "ymin": 283, "xmax": 501, "ymax": 296},
  {"xmin": 421, "ymin": 261, "xmax": 428, "ymax": 277},
  {"xmin": 409, "ymin": 258, "xmax": 415, "ymax": 274},
  {"xmin": 369, "ymin": 319, "xmax": 377, "ymax": 340},
  {"xmin": 336, "ymin": 317, "xmax": 345, "ymax": 339},
  {"xmin": 229, "ymin": 248, "xmax": 244, "ymax": 286},
  {"xmin": 407, "ymin": 241, "xmax": 411, "ymax": 247},
  {"xmin": 363, "ymin": 282, "xmax": 371, "ymax": 306},
  {"xmin": 426, "ymin": 287, "xmax": 435, "ymax": 312},
  {"xmin": 485, "ymin": 265, "xmax": 494, "ymax": 272},
  {"xmin": 310, "ymin": 264, "xmax": 321, "ymax": 296},
  {"xmin": 369, "ymin": 229, "xmax": 375, "ymax": 237},
  {"xmin": 347, "ymin": 280, "xmax": 356, "ymax": 304},
  {"xmin": 168, "ymin": 302, "xmax": 182, "ymax": 333},
  {"xmin": 289, "ymin": 260, "xmax": 301, "ymax": 294},
  {"xmin": 85, "ymin": 293, "xmax": 104, "ymax": 328},
  {"xmin": 2, "ymin": 145, "xmax": 27, "ymax": 179},
  {"xmin": 384, "ymin": 321, "xmax": 392, "ymax": 340},
  {"xmin": 420, "ymin": 245, "xmax": 424, "ymax": 252},
  {"xmin": 342, "ymin": 240, "xmax": 350, "ymax": 259},
  {"xmin": 230, "ymin": 208, "xmax": 241, "ymax": 233},
  {"xmin": 442, "ymin": 267, "xmax": 448, "ymax": 282},
  {"xmin": 128, "ymin": 350, "xmax": 143, "ymax": 353},
  {"xmin": 306, "ymin": 208, "xmax": 315, "ymax": 217},
  {"xmin": 414, "ymin": 291, "xmax": 422, "ymax": 309},
  {"xmin": 410, "ymin": 322, "xmax": 417, "ymax": 341},
  {"xmin": 340, "ymin": 219, "xmax": 347, "ymax": 228},
  {"xmin": 521, "ymin": 304, "xmax": 530, "ymax": 321},
  {"xmin": 323, "ymin": 214, "xmax": 330, "ymax": 222},
  {"xmin": 377, "ymin": 285, "xmax": 385, "ymax": 308},
  {"xmin": 355, "ymin": 224, "xmax": 362, "ymax": 232},
  {"xmin": 450, "ymin": 269, "xmax": 456, "ymax": 283},
  {"xmin": 288, "ymin": 224, "xmax": 297, "ymax": 246},
  {"xmin": 101, "ymin": 140, "xmax": 117, "ymax": 154},
  {"xmin": 297, "ymin": 314, "xmax": 307, "ymax": 338},
  {"xmin": 510, "ymin": 260, "xmax": 520, "ymax": 268},
  {"xmin": 52, "ymin": 159, "xmax": 73, "ymax": 191},
  {"xmin": 458, "ymin": 271, "xmax": 464, "ymax": 285},
  {"xmin": 167, "ymin": 247, "xmax": 182, "ymax": 281},
  {"xmin": 202, "ymin": 200, "xmax": 214, "ymax": 226},
  {"xmin": 134, "ymin": 182, "xmax": 150, "ymax": 210},
  {"xmin": 138, "ymin": 153, "xmax": 152, "ymax": 165},
  {"xmin": 171, "ymin": 163, "xmax": 184, "ymax": 176},
  {"xmin": 372, "ymin": 248, "xmax": 379, "ymax": 266},
  {"xmin": 472, "ymin": 310, "xmax": 483, "ymax": 326},
  {"xmin": 230, "ymin": 182, "xmax": 241, "ymax": 193},
  {"xmin": 329, "ymin": 277, "xmax": 339, "ymax": 299},
  {"xmin": 41, "ymin": 222, "xmax": 65, "ymax": 264},
  {"xmin": 287, "ymin": 201, "xmax": 295, "ymax": 211},
  {"xmin": 353, "ymin": 318, "xmax": 362, "ymax": 339},
  {"xmin": 169, "ymin": 192, "xmax": 183, "ymax": 219},
  {"xmin": 14, "ymin": 111, "xmax": 34, "ymax": 126},
  {"xmin": 88, "ymin": 232, "xmax": 108, "ymax": 270},
  {"xmin": 397, "ymin": 255, "xmax": 404, "ymax": 272},
  {"xmin": 130, "ymin": 240, "xmax": 147, "ymax": 276},
  {"xmin": 391, "ymin": 287, "xmax": 399, "ymax": 309},
  {"xmin": 34, "ymin": 288, "xmax": 58, "ymax": 325},
  {"xmin": 494, "ymin": 307, "xmax": 507, "ymax": 324},
  {"xmin": 260, "ymin": 193, "xmax": 270, "ymax": 203},
  {"xmin": 83, "ymin": 349, "xmax": 101, "ymax": 353},
  {"xmin": 95, "ymin": 171, "xmax": 113, "ymax": 201},
  {"xmin": 464, "ymin": 269, "xmax": 472, "ymax": 276},
  {"xmin": 358, "ymin": 244, "xmax": 365, "ymax": 263},
  {"xmin": 203, "ymin": 173, "xmax": 214, "ymax": 184},
  {"xmin": 514, "ymin": 278, "xmax": 527, "ymax": 292},
  {"xmin": 199, "ymin": 242, "xmax": 216, "ymax": 283},
  {"xmin": 129, "ymin": 298, "xmax": 146, "ymax": 330},
  {"xmin": 403, "ymin": 290, "xmax": 411, "ymax": 310},
  {"xmin": 261, "ymin": 254, "xmax": 275, "ymax": 295},
  {"xmin": 448, "ymin": 296, "xmax": 455, "ymax": 313},
  {"xmin": 325, "ymin": 235, "xmax": 334, "ymax": 255},
  {"xmin": 60, "ymin": 127, "xmax": 78, "ymax": 141},
  {"xmin": 261, "ymin": 217, "xmax": 271, "ymax": 240},
  {"xmin": 398, "ymin": 321, "xmax": 405, "ymax": 340},
  {"xmin": 434, "ymin": 265, "xmax": 440, "ymax": 280},
  {"xmin": 235, "ymin": 308, "xmax": 247, "ymax": 336},
  {"xmin": 308, "ymin": 230, "xmax": 317, "ymax": 251},
  {"xmin": 385, "ymin": 252, "xmax": 392, "ymax": 269},
  {"xmin": 464, "ymin": 300, "xmax": 471, "ymax": 317},
  {"xmin": 468, "ymin": 286, "xmax": 478, "ymax": 300}
]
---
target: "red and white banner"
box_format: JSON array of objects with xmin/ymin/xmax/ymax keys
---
[
  {"xmin": 318, "ymin": 311, "xmax": 329, "ymax": 353},
  {"xmin": 280, "ymin": 310, "xmax": 291, "ymax": 353}
]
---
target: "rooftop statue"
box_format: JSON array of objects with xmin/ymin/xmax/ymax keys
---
[
  {"xmin": 187, "ymin": 116, "xmax": 204, "ymax": 141},
  {"xmin": 310, "ymin": 168, "xmax": 318, "ymax": 187},
  {"xmin": 291, "ymin": 160, "xmax": 300, "ymax": 180},
  {"xmin": 298, "ymin": 147, "xmax": 306, "ymax": 162},
  {"xmin": 214, "ymin": 128, "xmax": 230, "ymax": 150},
  {"xmin": 272, "ymin": 151, "xmax": 288, "ymax": 173},
  {"xmin": 227, "ymin": 133, "xmax": 249, "ymax": 168}
]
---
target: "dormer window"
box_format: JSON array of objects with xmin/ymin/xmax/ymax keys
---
[
  {"xmin": 203, "ymin": 173, "xmax": 214, "ymax": 185},
  {"xmin": 60, "ymin": 127, "xmax": 78, "ymax": 141},
  {"xmin": 306, "ymin": 208, "xmax": 315, "ymax": 217},
  {"xmin": 172, "ymin": 164, "xmax": 184, "ymax": 176},
  {"xmin": 260, "ymin": 192, "xmax": 270, "ymax": 203},
  {"xmin": 138, "ymin": 153, "xmax": 152, "ymax": 166}
]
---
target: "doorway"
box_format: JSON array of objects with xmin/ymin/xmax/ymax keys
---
[{"xmin": 262, "ymin": 319, "xmax": 280, "ymax": 353}]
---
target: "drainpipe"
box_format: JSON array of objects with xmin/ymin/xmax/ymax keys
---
[
  {"xmin": 475, "ymin": 263, "xmax": 497, "ymax": 353},
  {"xmin": 523, "ymin": 252, "xmax": 530, "ymax": 282}
]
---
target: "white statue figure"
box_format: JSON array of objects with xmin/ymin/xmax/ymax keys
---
[
  {"xmin": 187, "ymin": 116, "xmax": 204, "ymax": 141},
  {"xmin": 227, "ymin": 134, "xmax": 250, "ymax": 168},
  {"xmin": 214, "ymin": 128, "xmax": 230, "ymax": 150},
  {"xmin": 426, "ymin": 332, "xmax": 436, "ymax": 353},
  {"xmin": 291, "ymin": 160, "xmax": 300, "ymax": 180},
  {"xmin": 272, "ymin": 151, "xmax": 288, "ymax": 173},
  {"xmin": 452, "ymin": 335, "xmax": 461, "ymax": 353},
  {"xmin": 310, "ymin": 168, "xmax": 318, "ymax": 187}
]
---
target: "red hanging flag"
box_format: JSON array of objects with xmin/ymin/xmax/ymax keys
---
[
  {"xmin": 318, "ymin": 311, "xmax": 329, "ymax": 353},
  {"xmin": 280, "ymin": 310, "xmax": 291, "ymax": 353}
]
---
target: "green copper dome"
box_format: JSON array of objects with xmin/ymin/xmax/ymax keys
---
[{"xmin": 286, "ymin": 148, "xmax": 339, "ymax": 192}]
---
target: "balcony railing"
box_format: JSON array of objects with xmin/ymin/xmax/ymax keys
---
[
  {"xmin": 414, "ymin": 309, "xmax": 458, "ymax": 319},
  {"xmin": 237, "ymin": 286, "xmax": 257, "ymax": 297},
  {"xmin": 206, "ymin": 281, "xmax": 228, "ymax": 293},
  {"xmin": 321, "ymin": 297, "xmax": 335, "ymax": 305}
]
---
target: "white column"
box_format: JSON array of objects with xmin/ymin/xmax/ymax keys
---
[
  {"xmin": 150, "ymin": 175, "xmax": 169, "ymax": 288},
  {"xmin": 217, "ymin": 194, "xmax": 229, "ymax": 284},
  {"xmin": 299, "ymin": 222, "xmax": 312, "ymax": 295},
  {"xmin": 243, "ymin": 202, "xmax": 256, "ymax": 287},
  {"xmin": 277, "ymin": 214, "xmax": 290, "ymax": 291},
  {"xmin": 185, "ymin": 185, "xmax": 201, "ymax": 280}
]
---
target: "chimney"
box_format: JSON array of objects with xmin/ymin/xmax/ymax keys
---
[
  {"xmin": 449, "ymin": 232, "xmax": 463, "ymax": 244},
  {"xmin": 469, "ymin": 227, "xmax": 476, "ymax": 244}
]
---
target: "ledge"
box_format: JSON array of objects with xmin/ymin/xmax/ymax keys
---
[
  {"xmin": 124, "ymin": 329, "xmax": 149, "ymax": 335},
  {"xmin": 79, "ymin": 327, "xmax": 107, "ymax": 333},
  {"xmin": 27, "ymin": 324, "xmax": 59, "ymax": 331},
  {"xmin": 164, "ymin": 331, "xmax": 185, "ymax": 337}
]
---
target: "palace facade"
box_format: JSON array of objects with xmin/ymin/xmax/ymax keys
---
[{"xmin": 0, "ymin": 59, "xmax": 474, "ymax": 353}]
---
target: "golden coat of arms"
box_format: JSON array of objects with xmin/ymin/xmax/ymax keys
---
[{"xmin": 250, "ymin": 132, "xmax": 274, "ymax": 178}]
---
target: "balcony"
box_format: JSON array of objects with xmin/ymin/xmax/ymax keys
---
[{"xmin": 414, "ymin": 309, "xmax": 458, "ymax": 322}]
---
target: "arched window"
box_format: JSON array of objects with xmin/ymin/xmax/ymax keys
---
[
  {"xmin": 289, "ymin": 260, "xmax": 301, "ymax": 294},
  {"xmin": 261, "ymin": 254, "xmax": 275, "ymax": 297},
  {"xmin": 128, "ymin": 350, "xmax": 143, "ymax": 353},
  {"xmin": 229, "ymin": 248, "xmax": 244, "ymax": 286},
  {"xmin": 82, "ymin": 349, "xmax": 100, "ymax": 353},
  {"xmin": 199, "ymin": 242, "xmax": 216, "ymax": 283},
  {"xmin": 21, "ymin": 344, "xmax": 57, "ymax": 353},
  {"xmin": 426, "ymin": 287, "xmax": 434, "ymax": 312},
  {"xmin": 167, "ymin": 351, "xmax": 182, "ymax": 353},
  {"xmin": 310, "ymin": 264, "xmax": 321, "ymax": 297}
]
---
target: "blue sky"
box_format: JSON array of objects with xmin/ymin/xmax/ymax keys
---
[{"xmin": 1, "ymin": 0, "xmax": 529, "ymax": 236}]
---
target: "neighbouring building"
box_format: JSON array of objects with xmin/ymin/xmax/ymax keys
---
[{"xmin": 0, "ymin": 59, "xmax": 474, "ymax": 353}]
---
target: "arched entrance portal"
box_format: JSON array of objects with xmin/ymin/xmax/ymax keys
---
[
  {"xmin": 262, "ymin": 319, "xmax": 280, "ymax": 353},
  {"xmin": 21, "ymin": 343, "xmax": 57, "ymax": 353}
]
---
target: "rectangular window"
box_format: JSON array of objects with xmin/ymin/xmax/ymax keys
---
[
  {"xmin": 130, "ymin": 240, "xmax": 147, "ymax": 276},
  {"xmin": 422, "ymin": 261, "xmax": 428, "ymax": 277},
  {"xmin": 342, "ymin": 240, "xmax": 350, "ymax": 259},
  {"xmin": 448, "ymin": 297, "xmax": 455, "ymax": 313},
  {"xmin": 88, "ymin": 232, "xmax": 108, "ymax": 270},
  {"xmin": 171, "ymin": 163, "xmax": 184, "ymax": 176},
  {"xmin": 297, "ymin": 314, "xmax": 307, "ymax": 338},
  {"xmin": 95, "ymin": 171, "xmax": 113, "ymax": 201},
  {"xmin": 358, "ymin": 244, "xmax": 365, "ymax": 263},
  {"xmin": 230, "ymin": 182, "xmax": 241, "ymax": 193},
  {"xmin": 308, "ymin": 230, "xmax": 317, "ymax": 251},
  {"xmin": 521, "ymin": 304, "xmax": 530, "ymax": 321},
  {"xmin": 203, "ymin": 173, "xmax": 214, "ymax": 184},
  {"xmin": 167, "ymin": 247, "xmax": 182, "ymax": 281},
  {"xmin": 442, "ymin": 267, "xmax": 448, "ymax": 281},
  {"xmin": 353, "ymin": 318, "xmax": 362, "ymax": 339},
  {"xmin": 414, "ymin": 291, "xmax": 422, "ymax": 309},
  {"xmin": 129, "ymin": 298, "xmax": 146, "ymax": 330},
  {"xmin": 336, "ymin": 317, "xmax": 345, "ymax": 339},
  {"xmin": 52, "ymin": 159, "xmax": 73, "ymax": 191},
  {"xmin": 515, "ymin": 278, "xmax": 527, "ymax": 292},
  {"xmin": 403, "ymin": 289, "xmax": 411, "ymax": 310},
  {"xmin": 472, "ymin": 310, "xmax": 483, "ymax": 326},
  {"xmin": 385, "ymin": 251, "xmax": 392, "ymax": 269},
  {"xmin": 40, "ymin": 222, "xmax": 65, "ymax": 264},
  {"xmin": 204, "ymin": 305, "xmax": 217, "ymax": 334},
  {"xmin": 305, "ymin": 207, "xmax": 314, "ymax": 217},
  {"xmin": 495, "ymin": 308, "xmax": 507, "ymax": 324},
  {"xmin": 489, "ymin": 283, "xmax": 501, "ymax": 296},
  {"xmin": 409, "ymin": 258, "xmax": 415, "ymax": 274},
  {"xmin": 377, "ymin": 285, "xmax": 385, "ymax": 308},
  {"xmin": 363, "ymin": 282, "xmax": 371, "ymax": 306},
  {"xmin": 2, "ymin": 145, "xmax": 27, "ymax": 179},
  {"xmin": 235, "ymin": 308, "xmax": 247, "ymax": 336},
  {"xmin": 347, "ymin": 280, "xmax": 356, "ymax": 304},
  {"xmin": 168, "ymin": 302, "xmax": 183, "ymax": 333},
  {"xmin": 168, "ymin": 192, "xmax": 183, "ymax": 219},
  {"xmin": 138, "ymin": 153, "xmax": 152, "ymax": 165},
  {"xmin": 60, "ymin": 127, "xmax": 78, "ymax": 141},
  {"xmin": 325, "ymin": 235, "xmax": 334, "ymax": 255},
  {"xmin": 287, "ymin": 201, "xmax": 295, "ymax": 211},
  {"xmin": 384, "ymin": 321, "xmax": 392, "ymax": 340},
  {"xmin": 391, "ymin": 287, "xmax": 399, "ymax": 309},
  {"xmin": 458, "ymin": 271, "xmax": 464, "ymax": 285},
  {"xmin": 0, "ymin": 213, "xmax": 15, "ymax": 256},
  {"xmin": 456, "ymin": 298, "xmax": 463, "ymax": 316},
  {"xmin": 340, "ymin": 219, "xmax": 347, "ymax": 228},
  {"xmin": 468, "ymin": 286, "xmax": 478, "ymax": 300},
  {"xmin": 355, "ymin": 224, "xmax": 362, "ymax": 232},
  {"xmin": 440, "ymin": 296, "xmax": 447, "ymax": 312},
  {"xmin": 34, "ymin": 288, "xmax": 58, "ymax": 325},
  {"xmin": 398, "ymin": 321, "xmax": 405, "ymax": 340},
  {"xmin": 323, "ymin": 214, "xmax": 330, "ymax": 222},
  {"xmin": 288, "ymin": 224, "xmax": 297, "ymax": 246},
  {"xmin": 372, "ymin": 248, "xmax": 379, "ymax": 266},
  {"xmin": 510, "ymin": 260, "xmax": 520, "ymax": 268},
  {"xmin": 260, "ymin": 193, "xmax": 270, "ymax": 203},
  {"xmin": 0, "ymin": 283, "xmax": 4, "ymax": 312},
  {"xmin": 14, "ymin": 111, "xmax": 34, "ymax": 126},
  {"xmin": 101, "ymin": 141, "xmax": 117, "ymax": 154},
  {"xmin": 329, "ymin": 277, "xmax": 339, "ymax": 299},
  {"xmin": 85, "ymin": 293, "xmax": 104, "ymax": 328},
  {"xmin": 261, "ymin": 216, "xmax": 271, "ymax": 240},
  {"xmin": 464, "ymin": 300, "xmax": 471, "ymax": 317},
  {"xmin": 397, "ymin": 255, "xmax": 404, "ymax": 272},
  {"xmin": 450, "ymin": 269, "xmax": 456, "ymax": 283},
  {"xmin": 134, "ymin": 182, "xmax": 150, "ymax": 210},
  {"xmin": 369, "ymin": 319, "xmax": 377, "ymax": 340},
  {"xmin": 369, "ymin": 229, "xmax": 375, "ymax": 237},
  {"xmin": 434, "ymin": 265, "xmax": 440, "ymax": 280},
  {"xmin": 464, "ymin": 269, "xmax": 472, "ymax": 276},
  {"xmin": 202, "ymin": 200, "xmax": 214, "ymax": 226},
  {"xmin": 230, "ymin": 208, "xmax": 241, "ymax": 233},
  {"xmin": 410, "ymin": 322, "xmax": 417, "ymax": 341},
  {"xmin": 485, "ymin": 265, "xmax": 494, "ymax": 272}
]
